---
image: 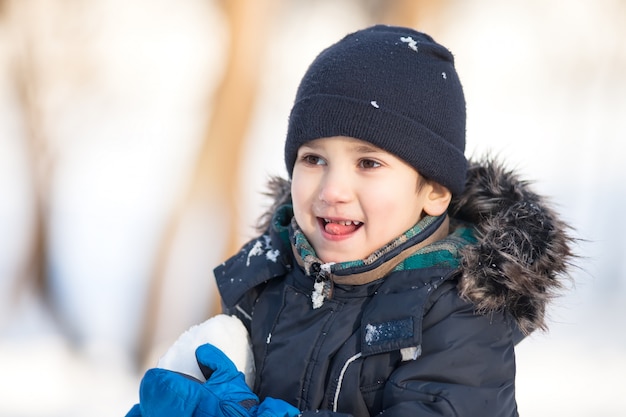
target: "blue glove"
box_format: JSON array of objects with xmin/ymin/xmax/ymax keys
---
[
  {"xmin": 124, "ymin": 404, "xmax": 141, "ymax": 417},
  {"xmin": 255, "ymin": 397, "xmax": 301, "ymax": 417},
  {"xmin": 126, "ymin": 343, "xmax": 299, "ymax": 417}
]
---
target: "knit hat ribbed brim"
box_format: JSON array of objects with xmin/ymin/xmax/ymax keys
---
[{"xmin": 284, "ymin": 25, "xmax": 467, "ymax": 196}]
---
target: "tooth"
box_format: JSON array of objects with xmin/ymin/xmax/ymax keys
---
[{"xmin": 322, "ymin": 219, "xmax": 361, "ymax": 226}]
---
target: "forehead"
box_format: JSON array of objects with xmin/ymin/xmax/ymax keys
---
[{"xmin": 300, "ymin": 136, "xmax": 386, "ymax": 153}]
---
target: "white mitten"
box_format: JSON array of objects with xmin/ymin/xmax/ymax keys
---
[{"xmin": 156, "ymin": 314, "xmax": 256, "ymax": 388}]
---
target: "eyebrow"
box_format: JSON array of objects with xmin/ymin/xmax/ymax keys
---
[
  {"xmin": 301, "ymin": 141, "xmax": 384, "ymax": 154},
  {"xmin": 351, "ymin": 144, "xmax": 382, "ymax": 154}
]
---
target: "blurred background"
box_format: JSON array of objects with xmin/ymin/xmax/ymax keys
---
[{"xmin": 0, "ymin": 0, "xmax": 624, "ymax": 416}]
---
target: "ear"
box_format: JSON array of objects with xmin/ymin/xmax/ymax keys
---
[{"xmin": 422, "ymin": 181, "xmax": 452, "ymax": 216}]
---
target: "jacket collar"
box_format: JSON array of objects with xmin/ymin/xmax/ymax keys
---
[{"xmin": 291, "ymin": 214, "xmax": 453, "ymax": 286}]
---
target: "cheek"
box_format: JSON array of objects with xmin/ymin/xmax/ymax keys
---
[
  {"xmin": 363, "ymin": 180, "xmax": 423, "ymax": 228},
  {"xmin": 290, "ymin": 171, "xmax": 314, "ymax": 220},
  {"xmin": 290, "ymin": 181, "xmax": 304, "ymax": 218},
  {"xmin": 368, "ymin": 197, "xmax": 408, "ymax": 224},
  {"xmin": 291, "ymin": 170, "xmax": 304, "ymax": 196},
  {"xmin": 365, "ymin": 177, "xmax": 408, "ymax": 206}
]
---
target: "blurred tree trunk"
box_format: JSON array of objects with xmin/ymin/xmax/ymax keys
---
[
  {"xmin": 138, "ymin": 0, "xmax": 278, "ymax": 369},
  {"xmin": 6, "ymin": 0, "xmax": 54, "ymax": 308},
  {"xmin": 366, "ymin": 0, "xmax": 446, "ymax": 32}
]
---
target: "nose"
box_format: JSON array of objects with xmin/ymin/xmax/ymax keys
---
[{"xmin": 318, "ymin": 166, "xmax": 352, "ymax": 204}]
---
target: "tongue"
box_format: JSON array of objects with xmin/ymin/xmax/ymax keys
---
[{"xmin": 325, "ymin": 222, "xmax": 359, "ymax": 235}]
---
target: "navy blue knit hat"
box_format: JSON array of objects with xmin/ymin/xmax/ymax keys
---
[{"xmin": 284, "ymin": 25, "xmax": 467, "ymax": 196}]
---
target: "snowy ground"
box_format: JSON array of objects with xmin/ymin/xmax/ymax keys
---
[
  {"xmin": 0, "ymin": 294, "xmax": 140, "ymax": 417},
  {"xmin": 1, "ymin": 1, "xmax": 625, "ymax": 416}
]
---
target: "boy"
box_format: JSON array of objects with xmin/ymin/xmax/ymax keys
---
[{"xmin": 128, "ymin": 25, "xmax": 575, "ymax": 416}]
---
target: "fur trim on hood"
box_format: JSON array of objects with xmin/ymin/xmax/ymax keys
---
[
  {"xmin": 449, "ymin": 157, "xmax": 576, "ymax": 335},
  {"xmin": 255, "ymin": 157, "xmax": 576, "ymax": 335}
]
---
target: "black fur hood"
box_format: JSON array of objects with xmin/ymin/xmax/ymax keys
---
[{"xmin": 256, "ymin": 157, "xmax": 576, "ymax": 335}]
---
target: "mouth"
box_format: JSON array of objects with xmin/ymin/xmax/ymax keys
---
[{"xmin": 319, "ymin": 217, "xmax": 363, "ymax": 236}]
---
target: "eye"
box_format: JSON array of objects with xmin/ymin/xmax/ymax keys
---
[
  {"xmin": 301, "ymin": 154, "xmax": 326, "ymax": 166},
  {"xmin": 359, "ymin": 158, "xmax": 381, "ymax": 169}
]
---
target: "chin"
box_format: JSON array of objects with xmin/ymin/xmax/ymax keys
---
[{"xmin": 318, "ymin": 251, "xmax": 362, "ymax": 264}]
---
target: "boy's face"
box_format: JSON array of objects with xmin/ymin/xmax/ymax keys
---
[{"xmin": 291, "ymin": 136, "xmax": 439, "ymax": 264}]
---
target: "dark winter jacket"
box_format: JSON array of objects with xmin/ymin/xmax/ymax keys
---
[{"xmin": 214, "ymin": 158, "xmax": 575, "ymax": 417}]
